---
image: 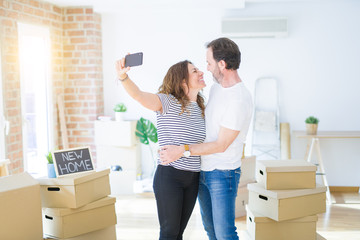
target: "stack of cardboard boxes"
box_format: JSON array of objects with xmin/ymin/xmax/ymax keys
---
[
  {"xmin": 38, "ymin": 169, "xmax": 117, "ymax": 240},
  {"xmin": 245, "ymin": 160, "xmax": 327, "ymax": 240}
]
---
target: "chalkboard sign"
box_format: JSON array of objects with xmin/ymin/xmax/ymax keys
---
[{"xmin": 53, "ymin": 147, "xmax": 94, "ymax": 177}]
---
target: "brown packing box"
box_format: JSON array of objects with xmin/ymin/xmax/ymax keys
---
[
  {"xmin": 44, "ymin": 225, "xmax": 117, "ymax": 240},
  {"xmin": 256, "ymin": 160, "xmax": 317, "ymax": 190},
  {"xmin": 43, "ymin": 196, "xmax": 117, "ymax": 239},
  {"xmin": 242, "ymin": 231, "xmax": 327, "ymax": 240},
  {"xmin": 248, "ymin": 183, "xmax": 326, "ymax": 221},
  {"xmin": 246, "ymin": 205, "xmax": 317, "ymax": 240},
  {"xmin": 37, "ymin": 169, "xmax": 110, "ymax": 208},
  {"xmin": 0, "ymin": 172, "xmax": 43, "ymax": 240}
]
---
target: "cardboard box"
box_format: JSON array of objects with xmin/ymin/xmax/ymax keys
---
[
  {"xmin": 0, "ymin": 172, "xmax": 43, "ymax": 240},
  {"xmin": 248, "ymin": 183, "xmax": 326, "ymax": 221},
  {"xmin": 246, "ymin": 205, "xmax": 317, "ymax": 240},
  {"xmin": 235, "ymin": 184, "xmax": 252, "ymax": 218},
  {"xmin": 43, "ymin": 196, "xmax": 117, "ymax": 238},
  {"xmin": 242, "ymin": 231, "xmax": 326, "ymax": 240},
  {"xmin": 37, "ymin": 169, "xmax": 110, "ymax": 208},
  {"xmin": 240, "ymin": 156, "xmax": 256, "ymax": 184},
  {"xmin": 44, "ymin": 225, "xmax": 116, "ymax": 240},
  {"xmin": 256, "ymin": 160, "xmax": 317, "ymax": 190}
]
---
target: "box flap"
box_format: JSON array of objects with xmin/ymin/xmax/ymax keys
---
[
  {"xmin": 43, "ymin": 196, "xmax": 116, "ymax": 217},
  {"xmin": 246, "ymin": 205, "xmax": 318, "ymax": 223},
  {"xmin": 37, "ymin": 169, "xmax": 110, "ymax": 186},
  {"xmin": 247, "ymin": 182, "xmax": 327, "ymax": 199},
  {"xmin": 0, "ymin": 172, "xmax": 39, "ymax": 193},
  {"xmin": 257, "ymin": 160, "xmax": 317, "ymax": 172}
]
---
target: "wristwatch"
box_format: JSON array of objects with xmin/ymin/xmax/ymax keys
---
[{"xmin": 183, "ymin": 144, "xmax": 191, "ymax": 158}]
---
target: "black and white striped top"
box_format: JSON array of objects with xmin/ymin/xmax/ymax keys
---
[{"xmin": 156, "ymin": 93, "xmax": 206, "ymax": 172}]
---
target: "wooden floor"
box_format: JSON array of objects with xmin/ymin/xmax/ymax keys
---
[{"xmin": 114, "ymin": 191, "xmax": 360, "ymax": 240}]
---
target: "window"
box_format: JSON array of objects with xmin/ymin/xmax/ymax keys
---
[
  {"xmin": 0, "ymin": 47, "xmax": 6, "ymax": 162},
  {"xmin": 18, "ymin": 23, "xmax": 53, "ymax": 177}
]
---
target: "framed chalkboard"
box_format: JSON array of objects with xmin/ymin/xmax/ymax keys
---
[{"xmin": 52, "ymin": 147, "xmax": 94, "ymax": 177}]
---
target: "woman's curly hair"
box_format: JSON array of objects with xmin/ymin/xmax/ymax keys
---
[{"xmin": 158, "ymin": 60, "xmax": 205, "ymax": 117}]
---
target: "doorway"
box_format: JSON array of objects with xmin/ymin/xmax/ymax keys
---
[{"xmin": 18, "ymin": 23, "xmax": 53, "ymax": 177}]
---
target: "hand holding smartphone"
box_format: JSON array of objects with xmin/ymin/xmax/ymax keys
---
[{"xmin": 125, "ymin": 52, "xmax": 143, "ymax": 67}]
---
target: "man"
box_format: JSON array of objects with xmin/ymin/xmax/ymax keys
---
[{"xmin": 160, "ymin": 37, "xmax": 253, "ymax": 240}]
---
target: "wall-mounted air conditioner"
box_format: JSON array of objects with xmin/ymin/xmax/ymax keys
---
[{"xmin": 222, "ymin": 17, "xmax": 288, "ymax": 38}]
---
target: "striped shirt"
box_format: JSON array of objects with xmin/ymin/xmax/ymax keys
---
[{"xmin": 156, "ymin": 93, "xmax": 205, "ymax": 172}]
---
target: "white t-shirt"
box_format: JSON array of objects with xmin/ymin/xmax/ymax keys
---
[{"xmin": 201, "ymin": 82, "xmax": 253, "ymax": 171}]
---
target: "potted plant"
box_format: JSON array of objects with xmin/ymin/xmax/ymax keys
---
[
  {"xmin": 136, "ymin": 117, "xmax": 158, "ymax": 177},
  {"xmin": 46, "ymin": 151, "xmax": 56, "ymax": 178},
  {"xmin": 113, "ymin": 103, "xmax": 127, "ymax": 121},
  {"xmin": 305, "ymin": 116, "xmax": 319, "ymax": 135}
]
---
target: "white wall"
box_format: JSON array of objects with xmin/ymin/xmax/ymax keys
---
[{"xmin": 101, "ymin": 0, "xmax": 360, "ymax": 185}]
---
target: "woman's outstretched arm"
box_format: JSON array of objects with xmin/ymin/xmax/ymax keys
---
[{"xmin": 115, "ymin": 58, "xmax": 162, "ymax": 112}]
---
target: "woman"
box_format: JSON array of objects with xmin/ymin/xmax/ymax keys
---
[{"xmin": 115, "ymin": 58, "xmax": 206, "ymax": 240}]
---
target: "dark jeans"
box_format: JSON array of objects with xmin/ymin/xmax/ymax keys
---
[{"xmin": 153, "ymin": 165, "xmax": 200, "ymax": 240}]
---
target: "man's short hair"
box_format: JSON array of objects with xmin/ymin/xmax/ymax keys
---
[{"xmin": 206, "ymin": 37, "xmax": 241, "ymax": 70}]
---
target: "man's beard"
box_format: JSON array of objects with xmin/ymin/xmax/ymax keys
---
[{"xmin": 212, "ymin": 70, "xmax": 223, "ymax": 84}]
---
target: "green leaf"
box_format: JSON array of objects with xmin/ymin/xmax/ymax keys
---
[
  {"xmin": 113, "ymin": 103, "xmax": 127, "ymax": 112},
  {"xmin": 46, "ymin": 151, "xmax": 53, "ymax": 164},
  {"xmin": 136, "ymin": 117, "xmax": 158, "ymax": 145},
  {"xmin": 305, "ymin": 116, "xmax": 319, "ymax": 124}
]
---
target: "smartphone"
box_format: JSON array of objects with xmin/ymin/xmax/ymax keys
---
[{"xmin": 125, "ymin": 52, "xmax": 143, "ymax": 67}]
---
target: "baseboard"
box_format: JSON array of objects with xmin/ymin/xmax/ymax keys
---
[{"xmin": 329, "ymin": 186, "xmax": 359, "ymax": 192}]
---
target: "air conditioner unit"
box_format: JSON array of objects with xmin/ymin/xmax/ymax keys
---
[{"xmin": 222, "ymin": 17, "xmax": 288, "ymax": 38}]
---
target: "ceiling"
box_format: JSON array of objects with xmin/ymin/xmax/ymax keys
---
[
  {"xmin": 46, "ymin": 0, "xmax": 312, "ymax": 12},
  {"xmin": 47, "ymin": 0, "xmax": 244, "ymax": 10}
]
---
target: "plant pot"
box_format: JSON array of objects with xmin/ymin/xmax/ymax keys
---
[
  {"xmin": 47, "ymin": 163, "xmax": 56, "ymax": 178},
  {"xmin": 306, "ymin": 123, "xmax": 318, "ymax": 135},
  {"xmin": 115, "ymin": 112, "xmax": 125, "ymax": 121}
]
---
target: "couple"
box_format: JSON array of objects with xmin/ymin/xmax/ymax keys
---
[{"xmin": 115, "ymin": 37, "xmax": 253, "ymax": 240}]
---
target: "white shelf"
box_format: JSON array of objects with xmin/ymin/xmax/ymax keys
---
[{"xmin": 95, "ymin": 120, "xmax": 137, "ymax": 147}]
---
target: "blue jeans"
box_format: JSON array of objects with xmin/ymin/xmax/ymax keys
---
[{"xmin": 198, "ymin": 167, "xmax": 241, "ymax": 240}]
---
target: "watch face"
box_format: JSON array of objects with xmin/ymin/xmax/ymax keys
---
[{"xmin": 184, "ymin": 151, "xmax": 191, "ymax": 158}]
